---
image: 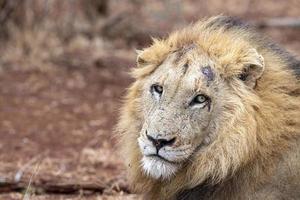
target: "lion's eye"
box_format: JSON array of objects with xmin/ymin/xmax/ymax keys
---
[
  {"xmin": 150, "ymin": 84, "xmax": 163, "ymax": 100},
  {"xmin": 238, "ymin": 73, "xmax": 248, "ymax": 81},
  {"xmin": 190, "ymin": 94, "xmax": 209, "ymax": 107}
]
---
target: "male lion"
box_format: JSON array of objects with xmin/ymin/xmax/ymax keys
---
[{"xmin": 117, "ymin": 16, "xmax": 300, "ymax": 200}]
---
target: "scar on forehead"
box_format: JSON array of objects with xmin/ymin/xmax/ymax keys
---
[
  {"xmin": 174, "ymin": 43, "xmax": 197, "ymax": 64},
  {"xmin": 182, "ymin": 61, "xmax": 189, "ymax": 75},
  {"xmin": 201, "ymin": 66, "xmax": 214, "ymax": 86}
]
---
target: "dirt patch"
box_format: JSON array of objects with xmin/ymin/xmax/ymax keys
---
[{"xmin": 0, "ymin": 56, "xmax": 136, "ymax": 199}]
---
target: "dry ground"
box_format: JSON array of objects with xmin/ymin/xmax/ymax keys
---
[{"xmin": 0, "ymin": 0, "xmax": 299, "ymax": 199}]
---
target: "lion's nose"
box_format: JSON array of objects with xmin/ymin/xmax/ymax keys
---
[{"xmin": 146, "ymin": 133, "xmax": 176, "ymax": 150}]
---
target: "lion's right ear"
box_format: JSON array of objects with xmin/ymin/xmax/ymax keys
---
[
  {"xmin": 136, "ymin": 50, "xmax": 148, "ymax": 67},
  {"xmin": 132, "ymin": 49, "xmax": 156, "ymax": 78},
  {"xmin": 133, "ymin": 42, "xmax": 170, "ymax": 77}
]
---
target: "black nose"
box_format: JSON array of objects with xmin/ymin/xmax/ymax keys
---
[{"xmin": 146, "ymin": 133, "xmax": 176, "ymax": 150}]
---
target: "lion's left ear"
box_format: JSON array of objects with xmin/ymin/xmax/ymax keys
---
[{"xmin": 237, "ymin": 48, "xmax": 265, "ymax": 88}]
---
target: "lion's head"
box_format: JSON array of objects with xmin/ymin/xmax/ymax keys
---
[
  {"xmin": 117, "ymin": 16, "xmax": 299, "ymax": 199},
  {"xmin": 136, "ymin": 43, "xmax": 264, "ymax": 180}
]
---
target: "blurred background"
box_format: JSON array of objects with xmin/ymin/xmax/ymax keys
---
[{"xmin": 0, "ymin": 0, "xmax": 299, "ymax": 199}]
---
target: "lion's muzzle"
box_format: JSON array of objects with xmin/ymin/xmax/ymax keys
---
[{"xmin": 146, "ymin": 131, "xmax": 176, "ymax": 152}]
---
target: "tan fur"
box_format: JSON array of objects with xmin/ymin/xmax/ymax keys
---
[{"xmin": 117, "ymin": 16, "xmax": 300, "ymax": 200}]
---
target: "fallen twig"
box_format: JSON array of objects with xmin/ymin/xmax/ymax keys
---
[{"xmin": 0, "ymin": 178, "xmax": 130, "ymax": 196}]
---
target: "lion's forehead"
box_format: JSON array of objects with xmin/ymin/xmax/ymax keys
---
[{"xmin": 152, "ymin": 51, "xmax": 217, "ymax": 89}]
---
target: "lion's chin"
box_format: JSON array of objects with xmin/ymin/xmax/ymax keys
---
[{"xmin": 141, "ymin": 156, "xmax": 179, "ymax": 180}]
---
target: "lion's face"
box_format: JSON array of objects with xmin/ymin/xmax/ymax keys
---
[{"xmin": 137, "ymin": 47, "xmax": 231, "ymax": 179}]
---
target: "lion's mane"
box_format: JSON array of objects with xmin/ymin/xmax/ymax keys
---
[{"xmin": 117, "ymin": 16, "xmax": 300, "ymax": 199}]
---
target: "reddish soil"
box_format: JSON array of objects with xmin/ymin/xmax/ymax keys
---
[{"xmin": 0, "ymin": 57, "xmax": 138, "ymax": 199}]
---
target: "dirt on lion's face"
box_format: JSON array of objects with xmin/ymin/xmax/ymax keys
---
[{"xmin": 137, "ymin": 48, "xmax": 233, "ymax": 179}]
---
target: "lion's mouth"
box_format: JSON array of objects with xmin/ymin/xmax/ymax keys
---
[{"xmin": 146, "ymin": 154, "xmax": 178, "ymax": 164}]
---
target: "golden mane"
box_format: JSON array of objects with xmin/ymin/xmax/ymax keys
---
[{"xmin": 117, "ymin": 16, "xmax": 300, "ymax": 199}]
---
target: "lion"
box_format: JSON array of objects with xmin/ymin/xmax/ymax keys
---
[{"xmin": 117, "ymin": 16, "xmax": 300, "ymax": 200}]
